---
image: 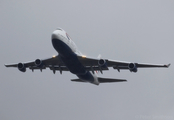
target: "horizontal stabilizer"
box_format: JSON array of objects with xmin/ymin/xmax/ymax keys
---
[
  {"xmin": 98, "ymin": 77, "xmax": 127, "ymax": 83},
  {"xmin": 71, "ymin": 77, "xmax": 127, "ymax": 83},
  {"xmin": 71, "ymin": 79, "xmax": 85, "ymax": 82}
]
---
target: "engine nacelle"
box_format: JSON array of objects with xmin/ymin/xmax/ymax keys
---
[
  {"xmin": 128, "ymin": 63, "xmax": 138, "ymax": 72},
  {"xmin": 18, "ymin": 63, "xmax": 26, "ymax": 72},
  {"xmin": 98, "ymin": 59, "xmax": 107, "ymax": 68},
  {"xmin": 35, "ymin": 59, "xmax": 43, "ymax": 67}
]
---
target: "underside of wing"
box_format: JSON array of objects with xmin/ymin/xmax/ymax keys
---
[
  {"xmin": 136, "ymin": 63, "xmax": 171, "ymax": 68},
  {"xmin": 5, "ymin": 55, "xmax": 69, "ymax": 73},
  {"xmin": 77, "ymin": 55, "xmax": 170, "ymax": 73}
]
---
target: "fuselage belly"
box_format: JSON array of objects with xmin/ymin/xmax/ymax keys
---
[{"xmin": 52, "ymin": 37, "xmax": 96, "ymax": 84}]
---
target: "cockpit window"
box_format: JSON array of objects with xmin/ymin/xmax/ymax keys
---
[{"xmin": 57, "ymin": 28, "xmax": 62, "ymax": 31}]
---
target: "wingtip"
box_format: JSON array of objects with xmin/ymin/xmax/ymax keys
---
[
  {"xmin": 166, "ymin": 63, "xmax": 171, "ymax": 68},
  {"xmin": 164, "ymin": 63, "xmax": 171, "ymax": 68}
]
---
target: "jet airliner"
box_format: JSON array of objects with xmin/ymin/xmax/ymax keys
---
[{"xmin": 5, "ymin": 28, "xmax": 170, "ymax": 85}]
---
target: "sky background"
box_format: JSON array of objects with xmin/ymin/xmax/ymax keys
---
[{"xmin": 0, "ymin": 0, "xmax": 174, "ymax": 120}]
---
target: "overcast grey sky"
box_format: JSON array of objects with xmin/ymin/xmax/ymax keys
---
[{"xmin": 0, "ymin": 0, "xmax": 174, "ymax": 120}]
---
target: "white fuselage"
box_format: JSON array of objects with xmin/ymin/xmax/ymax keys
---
[{"xmin": 51, "ymin": 28, "xmax": 99, "ymax": 85}]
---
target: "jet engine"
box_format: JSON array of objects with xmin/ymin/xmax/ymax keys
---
[
  {"xmin": 128, "ymin": 63, "xmax": 137, "ymax": 72},
  {"xmin": 98, "ymin": 59, "xmax": 107, "ymax": 68},
  {"xmin": 18, "ymin": 63, "xmax": 26, "ymax": 72},
  {"xmin": 35, "ymin": 59, "xmax": 43, "ymax": 67}
]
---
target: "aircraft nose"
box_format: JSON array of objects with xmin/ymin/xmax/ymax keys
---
[{"xmin": 52, "ymin": 30, "xmax": 60, "ymax": 40}]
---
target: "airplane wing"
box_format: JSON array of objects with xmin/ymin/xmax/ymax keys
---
[
  {"xmin": 5, "ymin": 54, "xmax": 170, "ymax": 74},
  {"xmin": 77, "ymin": 55, "xmax": 170, "ymax": 73},
  {"xmin": 5, "ymin": 55, "xmax": 68, "ymax": 73}
]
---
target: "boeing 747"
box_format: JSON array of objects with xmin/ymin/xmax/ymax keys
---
[{"xmin": 5, "ymin": 28, "xmax": 170, "ymax": 85}]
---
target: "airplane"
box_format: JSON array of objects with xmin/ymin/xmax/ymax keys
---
[{"xmin": 5, "ymin": 28, "xmax": 170, "ymax": 85}]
